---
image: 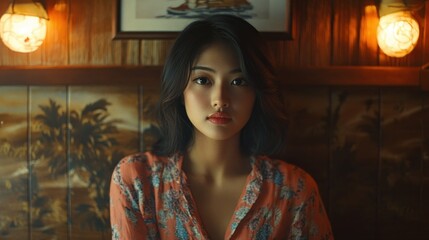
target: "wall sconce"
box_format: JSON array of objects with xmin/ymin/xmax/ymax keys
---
[
  {"xmin": 377, "ymin": 0, "xmax": 422, "ymax": 57},
  {"xmin": 0, "ymin": 1, "xmax": 48, "ymax": 53}
]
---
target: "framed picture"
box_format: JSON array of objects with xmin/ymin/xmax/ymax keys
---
[{"xmin": 113, "ymin": 0, "xmax": 292, "ymax": 39}]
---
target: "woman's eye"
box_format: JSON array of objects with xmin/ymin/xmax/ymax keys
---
[
  {"xmin": 193, "ymin": 77, "xmax": 211, "ymax": 85},
  {"xmin": 231, "ymin": 78, "xmax": 248, "ymax": 86}
]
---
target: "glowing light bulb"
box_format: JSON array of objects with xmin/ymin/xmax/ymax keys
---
[
  {"xmin": 0, "ymin": 3, "xmax": 48, "ymax": 53},
  {"xmin": 377, "ymin": 11, "xmax": 419, "ymax": 57}
]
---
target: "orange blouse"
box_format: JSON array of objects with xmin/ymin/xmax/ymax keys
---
[{"xmin": 110, "ymin": 152, "xmax": 333, "ymax": 240}]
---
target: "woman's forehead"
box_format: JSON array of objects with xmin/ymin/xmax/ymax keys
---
[{"xmin": 192, "ymin": 41, "xmax": 239, "ymax": 65}]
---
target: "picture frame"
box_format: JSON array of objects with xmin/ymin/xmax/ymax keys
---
[{"xmin": 112, "ymin": 0, "xmax": 292, "ymax": 40}]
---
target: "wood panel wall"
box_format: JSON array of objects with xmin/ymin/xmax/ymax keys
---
[
  {"xmin": 1, "ymin": 0, "xmax": 427, "ymax": 67},
  {"xmin": 0, "ymin": 0, "xmax": 428, "ymax": 240}
]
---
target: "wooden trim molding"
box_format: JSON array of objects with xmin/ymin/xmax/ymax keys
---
[
  {"xmin": 0, "ymin": 66, "xmax": 428, "ymax": 90},
  {"xmin": 0, "ymin": 66, "xmax": 161, "ymax": 86},
  {"xmin": 279, "ymin": 66, "xmax": 421, "ymax": 87}
]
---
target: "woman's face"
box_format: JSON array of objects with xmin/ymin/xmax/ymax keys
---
[{"xmin": 183, "ymin": 42, "xmax": 256, "ymax": 141}]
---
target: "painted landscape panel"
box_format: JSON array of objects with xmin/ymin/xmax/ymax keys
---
[
  {"xmin": 68, "ymin": 86, "xmax": 140, "ymax": 239},
  {"xmin": 379, "ymin": 89, "xmax": 425, "ymax": 239},
  {"xmin": 0, "ymin": 87, "xmax": 29, "ymax": 239},
  {"xmin": 329, "ymin": 88, "xmax": 379, "ymax": 240},
  {"xmin": 0, "ymin": 86, "xmax": 146, "ymax": 239}
]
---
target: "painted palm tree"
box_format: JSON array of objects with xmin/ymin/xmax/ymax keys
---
[
  {"xmin": 69, "ymin": 99, "xmax": 121, "ymax": 178},
  {"xmin": 34, "ymin": 98, "xmax": 68, "ymax": 178},
  {"xmin": 69, "ymin": 99, "xmax": 122, "ymax": 233},
  {"xmin": 355, "ymin": 98, "xmax": 380, "ymax": 144}
]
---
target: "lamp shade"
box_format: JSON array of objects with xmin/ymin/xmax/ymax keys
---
[
  {"xmin": 377, "ymin": 11, "xmax": 419, "ymax": 57},
  {"xmin": 0, "ymin": 2, "xmax": 48, "ymax": 53}
]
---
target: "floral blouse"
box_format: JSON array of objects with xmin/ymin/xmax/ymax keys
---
[{"xmin": 110, "ymin": 152, "xmax": 333, "ymax": 240}]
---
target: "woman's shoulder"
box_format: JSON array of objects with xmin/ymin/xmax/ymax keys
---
[
  {"xmin": 114, "ymin": 151, "xmax": 155, "ymax": 169},
  {"xmin": 256, "ymin": 156, "xmax": 319, "ymax": 192},
  {"xmin": 112, "ymin": 151, "xmax": 175, "ymax": 183}
]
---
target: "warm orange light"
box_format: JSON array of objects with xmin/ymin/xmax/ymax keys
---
[
  {"xmin": 0, "ymin": 2, "xmax": 48, "ymax": 53},
  {"xmin": 377, "ymin": 11, "xmax": 419, "ymax": 57}
]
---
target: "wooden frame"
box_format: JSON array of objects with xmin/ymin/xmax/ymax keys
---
[
  {"xmin": 0, "ymin": 66, "xmax": 428, "ymax": 91},
  {"xmin": 112, "ymin": 0, "xmax": 292, "ymax": 39}
]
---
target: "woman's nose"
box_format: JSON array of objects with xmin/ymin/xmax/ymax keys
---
[{"xmin": 212, "ymin": 85, "xmax": 230, "ymax": 110}]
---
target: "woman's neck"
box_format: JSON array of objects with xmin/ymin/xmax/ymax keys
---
[{"xmin": 184, "ymin": 131, "xmax": 251, "ymax": 186}]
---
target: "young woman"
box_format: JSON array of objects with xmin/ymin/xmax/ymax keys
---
[{"xmin": 110, "ymin": 14, "xmax": 333, "ymax": 240}]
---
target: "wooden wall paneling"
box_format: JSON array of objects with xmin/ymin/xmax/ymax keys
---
[
  {"xmin": 292, "ymin": 0, "xmax": 331, "ymax": 66},
  {"xmin": 108, "ymin": 1, "xmax": 143, "ymax": 66},
  {"xmin": 0, "ymin": 87, "xmax": 29, "ymax": 239},
  {"xmin": 111, "ymin": 40, "xmax": 141, "ymax": 65},
  {"xmin": 26, "ymin": 33, "xmax": 44, "ymax": 66},
  {"xmin": 328, "ymin": 87, "xmax": 379, "ymax": 240},
  {"xmin": 331, "ymin": 0, "xmax": 360, "ymax": 65},
  {"xmin": 269, "ymin": 41, "xmax": 288, "ymax": 67},
  {"xmin": 409, "ymin": 6, "xmax": 425, "ymax": 66},
  {"xmin": 282, "ymin": 87, "xmax": 331, "ymax": 209},
  {"xmin": 69, "ymin": 0, "xmax": 116, "ymax": 65},
  {"xmin": 141, "ymin": 41, "xmax": 155, "ymax": 66},
  {"xmin": 379, "ymin": 89, "xmax": 425, "ymax": 239},
  {"xmin": 423, "ymin": 1, "xmax": 429, "ymax": 64},
  {"xmin": 68, "ymin": 0, "xmax": 94, "ymax": 65},
  {"xmin": 30, "ymin": 86, "xmax": 69, "ymax": 239},
  {"xmin": 358, "ymin": 4, "xmax": 379, "ymax": 65},
  {"xmin": 140, "ymin": 40, "xmax": 173, "ymax": 66},
  {"xmin": 0, "ymin": 47, "xmax": 30, "ymax": 66},
  {"xmin": 89, "ymin": 0, "xmax": 116, "ymax": 65},
  {"xmin": 32, "ymin": 0, "xmax": 70, "ymax": 65}
]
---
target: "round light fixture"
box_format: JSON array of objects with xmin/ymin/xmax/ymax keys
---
[
  {"xmin": 377, "ymin": 11, "xmax": 419, "ymax": 57},
  {"xmin": 0, "ymin": 2, "xmax": 48, "ymax": 53}
]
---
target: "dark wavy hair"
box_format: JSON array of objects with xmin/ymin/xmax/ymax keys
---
[{"xmin": 153, "ymin": 14, "xmax": 287, "ymax": 157}]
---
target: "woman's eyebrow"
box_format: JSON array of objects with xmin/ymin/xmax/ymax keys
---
[
  {"xmin": 191, "ymin": 66, "xmax": 242, "ymax": 73},
  {"xmin": 191, "ymin": 66, "xmax": 215, "ymax": 72}
]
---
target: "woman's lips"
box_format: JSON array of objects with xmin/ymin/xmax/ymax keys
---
[{"xmin": 207, "ymin": 112, "xmax": 232, "ymax": 124}]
